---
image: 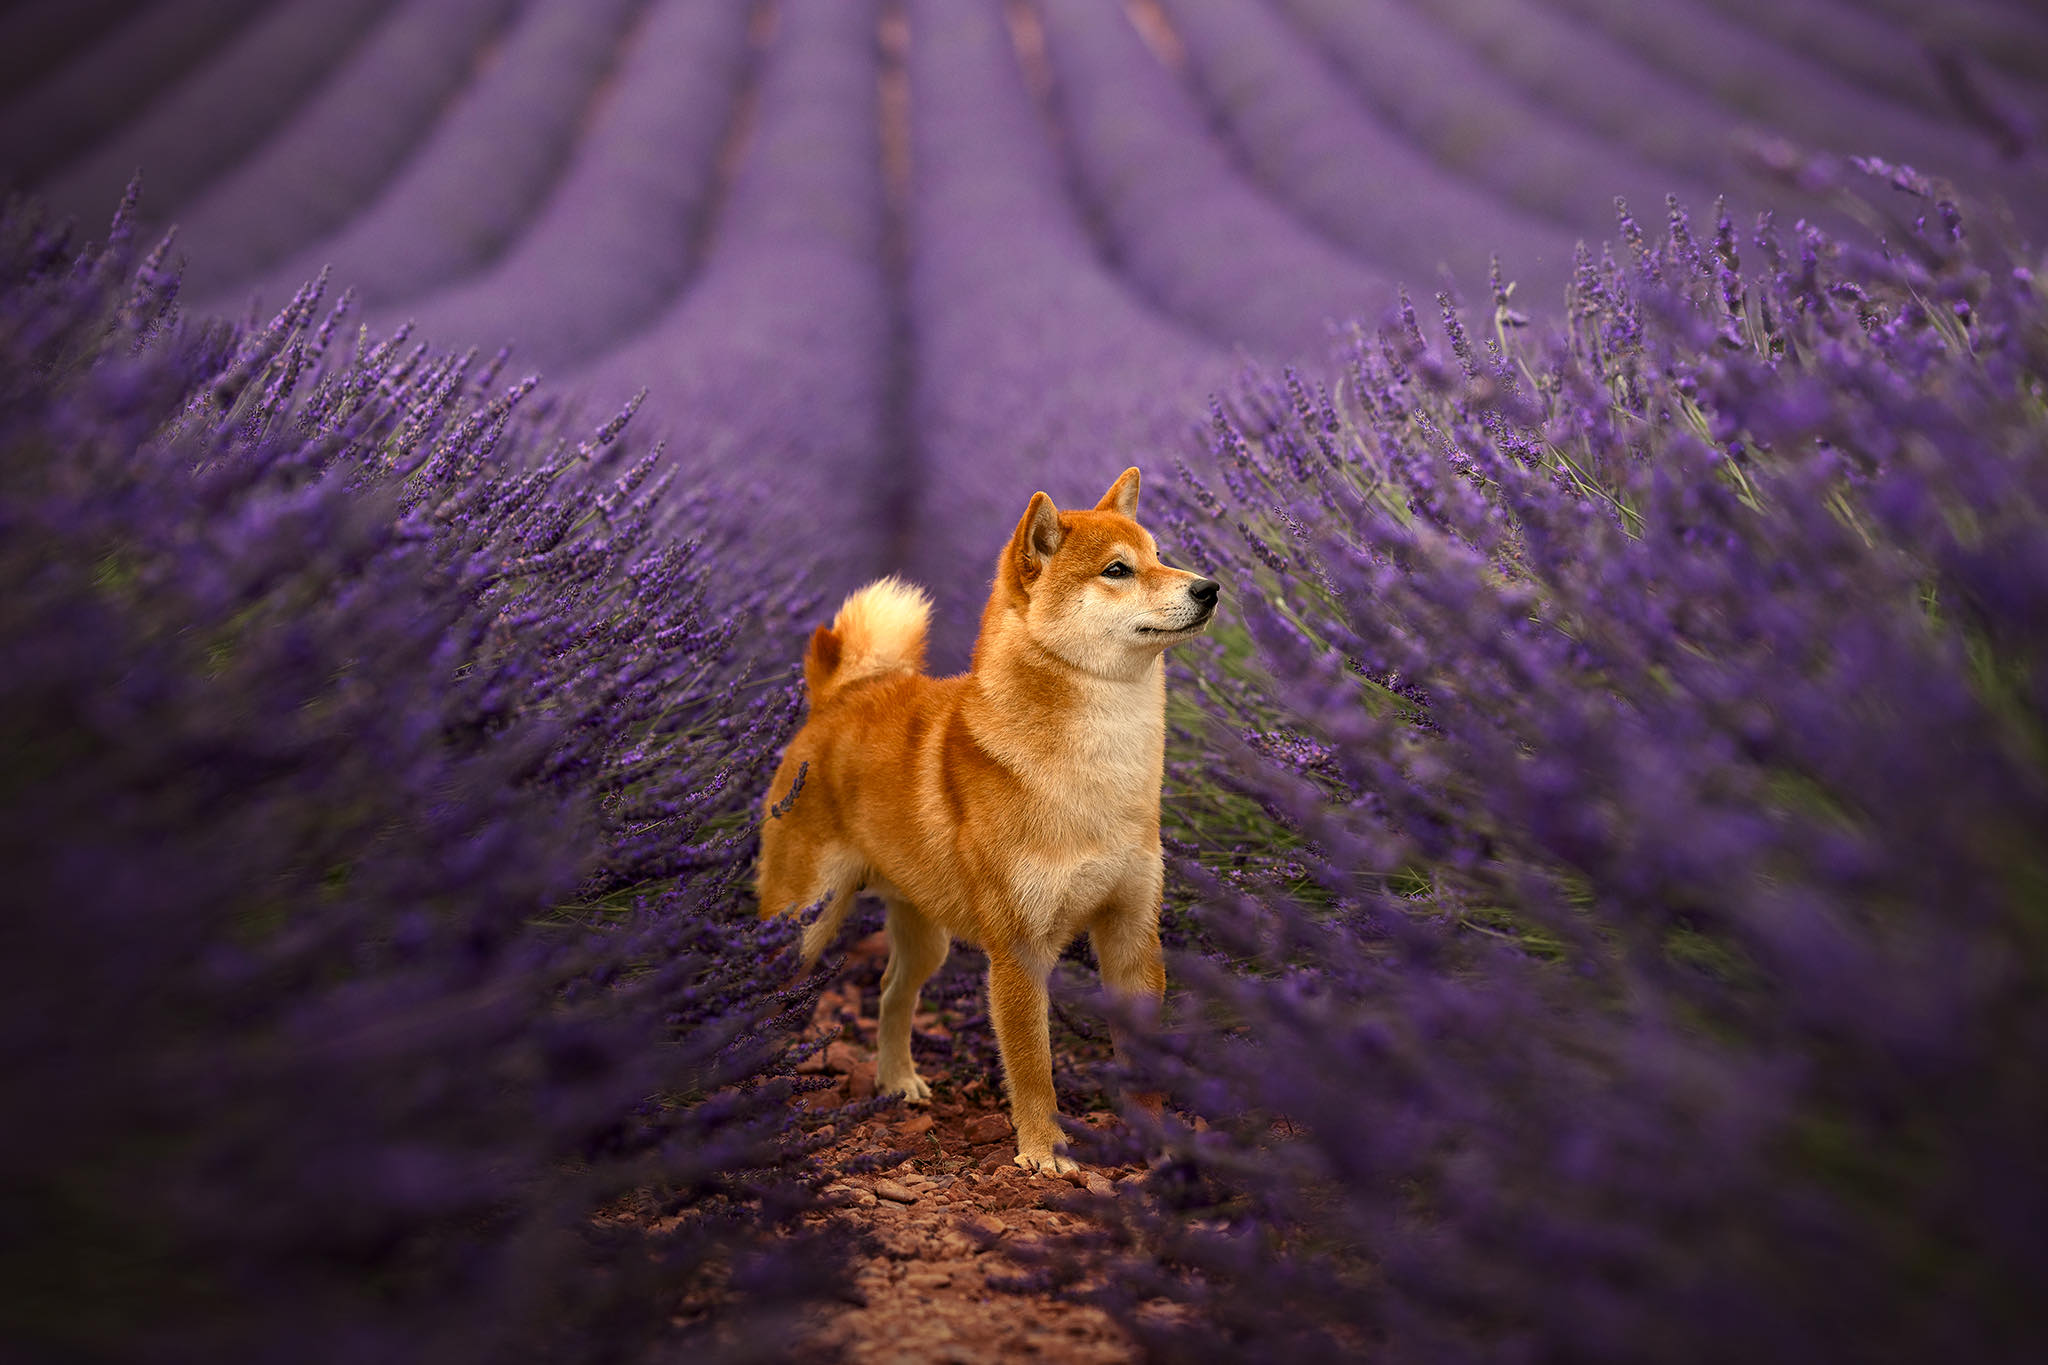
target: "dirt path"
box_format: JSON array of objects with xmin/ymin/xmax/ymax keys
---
[{"xmin": 789, "ymin": 934, "xmax": 1144, "ymax": 1363}]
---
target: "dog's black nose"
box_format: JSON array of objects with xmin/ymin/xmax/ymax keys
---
[{"xmin": 1188, "ymin": 578, "xmax": 1220, "ymax": 607}]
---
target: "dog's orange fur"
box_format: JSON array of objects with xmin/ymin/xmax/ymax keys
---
[{"xmin": 756, "ymin": 468, "xmax": 1218, "ymax": 1171}]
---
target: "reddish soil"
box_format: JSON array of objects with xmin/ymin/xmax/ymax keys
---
[{"xmin": 789, "ymin": 932, "xmax": 1146, "ymax": 1363}]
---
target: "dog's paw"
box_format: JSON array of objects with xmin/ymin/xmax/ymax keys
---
[
  {"xmin": 879, "ymin": 1070, "xmax": 933, "ymax": 1105},
  {"xmin": 1013, "ymin": 1149, "xmax": 1080, "ymax": 1176}
]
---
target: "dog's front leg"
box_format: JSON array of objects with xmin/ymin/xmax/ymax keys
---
[{"xmin": 986, "ymin": 945, "xmax": 1076, "ymax": 1173}]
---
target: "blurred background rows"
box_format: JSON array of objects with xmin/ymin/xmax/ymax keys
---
[{"xmin": 4, "ymin": 0, "xmax": 2043, "ymax": 645}]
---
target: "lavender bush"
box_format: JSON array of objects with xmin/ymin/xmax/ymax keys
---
[
  {"xmin": 1361, "ymin": 0, "xmax": 1845, "ymax": 226},
  {"xmin": 0, "ymin": 0, "xmax": 159, "ymax": 102},
  {"xmin": 0, "ymin": 0, "xmax": 273, "ymax": 185},
  {"xmin": 1267, "ymin": 0, "xmax": 1722, "ymax": 230},
  {"xmin": 10, "ymin": 1, "xmax": 2042, "ymax": 372},
  {"xmin": 1580, "ymin": 0, "xmax": 1963, "ymax": 123},
  {"xmin": 903, "ymin": 0, "xmax": 1233, "ymax": 652},
  {"xmin": 1056, "ymin": 172, "xmax": 2048, "ymax": 1362},
  {"xmin": 1149, "ymin": 0, "xmax": 1580, "ymax": 305},
  {"xmin": 39, "ymin": 0, "xmax": 397, "ymax": 230},
  {"xmin": 3, "ymin": 3, "xmax": 2046, "ymax": 1355},
  {"xmin": 1534, "ymin": 0, "xmax": 2044, "ymax": 213},
  {"xmin": 368, "ymin": 0, "xmax": 754, "ymax": 374},
  {"xmin": 171, "ymin": 0, "xmax": 522, "ymax": 298},
  {"xmin": 571, "ymin": 0, "xmax": 896, "ymax": 596},
  {"xmin": 0, "ymin": 195, "xmax": 844, "ymax": 1363},
  {"xmin": 1028, "ymin": 0, "xmax": 1394, "ymax": 359},
  {"xmin": 1848, "ymin": 0, "xmax": 2048, "ymax": 101},
  {"xmin": 205, "ymin": 0, "xmax": 646, "ymax": 316}
]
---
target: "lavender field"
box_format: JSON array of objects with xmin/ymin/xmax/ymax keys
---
[{"xmin": 4, "ymin": 0, "xmax": 2047, "ymax": 1360}]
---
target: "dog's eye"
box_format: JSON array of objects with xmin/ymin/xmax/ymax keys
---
[{"xmin": 1102, "ymin": 562, "xmax": 1132, "ymax": 579}]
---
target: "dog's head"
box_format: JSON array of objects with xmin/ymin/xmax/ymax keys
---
[{"xmin": 987, "ymin": 467, "xmax": 1221, "ymax": 679}]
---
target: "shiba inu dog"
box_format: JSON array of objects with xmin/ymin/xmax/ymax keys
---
[{"xmin": 756, "ymin": 468, "xmax": 1219, "ymax": 1172}]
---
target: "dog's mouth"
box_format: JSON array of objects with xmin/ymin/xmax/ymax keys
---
[{"xmin": 1135, "ymin": 608, "xmax": 1215, "ymax": 637}]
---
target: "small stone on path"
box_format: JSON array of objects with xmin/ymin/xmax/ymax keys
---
[
  {"xmin": 964, "ymin": 1113, "xmax": 1012, "ymax": 1143},
  {"xmin": 957, "ymin": 1211, "xmax": 1005, "ymax": 1239}
]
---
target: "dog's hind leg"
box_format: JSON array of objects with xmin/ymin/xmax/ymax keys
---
[
  {"xmin": 797, "ymin": 881, "xmax": 862, "ymax": 974},
  {"xmin": 874, "ymin": 894, "xmax": 949, "ymax": 1104},
  {"xmin": 757, "ymin": 840, "xmax": 866, "ymax": 974}
]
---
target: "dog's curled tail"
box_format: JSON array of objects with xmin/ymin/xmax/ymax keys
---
[{"xmin": 805, "ymin": 576, "xmax": 931, "ymax": 705}]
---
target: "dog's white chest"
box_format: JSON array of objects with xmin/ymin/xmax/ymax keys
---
[
  {"xmin": 1007, "ymin": 826, "xmax": 1151, "ymax": 938},
  {"xmin": 963, "ymin": 657, "xmax": 1166, "ymax": 944}
]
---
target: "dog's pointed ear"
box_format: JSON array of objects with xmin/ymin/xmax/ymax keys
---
[
  {"xmin": 1011, "ymin": 491, "xmax": 1063, "ymax": 581},
  {"xmin": 1095, "ymin": 466, "xmax": 1141, "ymax": 518},
  {"xmin": 802, "ymin": 624, "xmax": 842, "ymax": 696}
]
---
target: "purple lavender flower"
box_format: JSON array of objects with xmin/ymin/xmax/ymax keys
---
[
  {"xmin": 2, "ymin": 6, "xmax": 2046, "ymax": 1354},
  {"xmin": 0, "ymin": 195, "xmax": 844, "ymax": 1363},
  {"xmin": 1537, "ymin": 0, "xmax": 2047, "ymax": 218},
  {"xmin": 0, "ymin": 0, "xmax": 277, "ymax": 184},
  {"xmin": 1064, "ymin": 175, "xmax": 2048, "ymax": 1364},
  {"xmin": 353, "ymin": 0, "xmax": 755, "ymax": 373},
  {"xmin": 568, "ymin": 0, "xmax": 896, "ymax": 595},
  {"xmin": 1029, "ymin": 0, "xmax": 1396, "ymax": 358},
  {"xmin": 0, "ymin": 0, "xmax": 159, "ymax": 99},
  {"xmin": 170, "ymin": 0, "xmax": 524, "ymax": 298},
  {"xmin": 1268, "ymin": 0, "xmax": 1722, "ymax": 233},
  {"xmin": 201, "ymin": 0, "xmax": 648, "ymax": 316},
  {"xmin": 1365, "ymin": 0, "xmax": 1858, "ymax": 229},
  {"xmin": 1151, "ymin": 0, "xmax": 1582, "ymax": 306},
  {"xmin": 902, "ymin": 0, "xmax": 1236, "ymax": 652},
  {"xmin": 34, "ymin": 0, "xmax": 400, "ymax": 228}
]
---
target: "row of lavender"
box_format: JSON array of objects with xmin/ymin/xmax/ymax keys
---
[
  {"xmin": 0, "ymin": 196, "xmax": 849, "ymax": 1361},
  {"xmin": 4, "ymin": 0, "xmax": 2047, "ymax": 1356},
  {"xmin": 14, "ymin": 0, "xmax": 2040, "ymax": 321},
  {"xmin": 1056, "ymin": 172, "xmax": 2048, "ymax": 1361},
  {"xmin": 6, "ymin": 2, "xmax": 2046, "ymax": 619},
  {"xmin": 12, "ymin": 171, "xmax": 2042, "ymax": 1361}
]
